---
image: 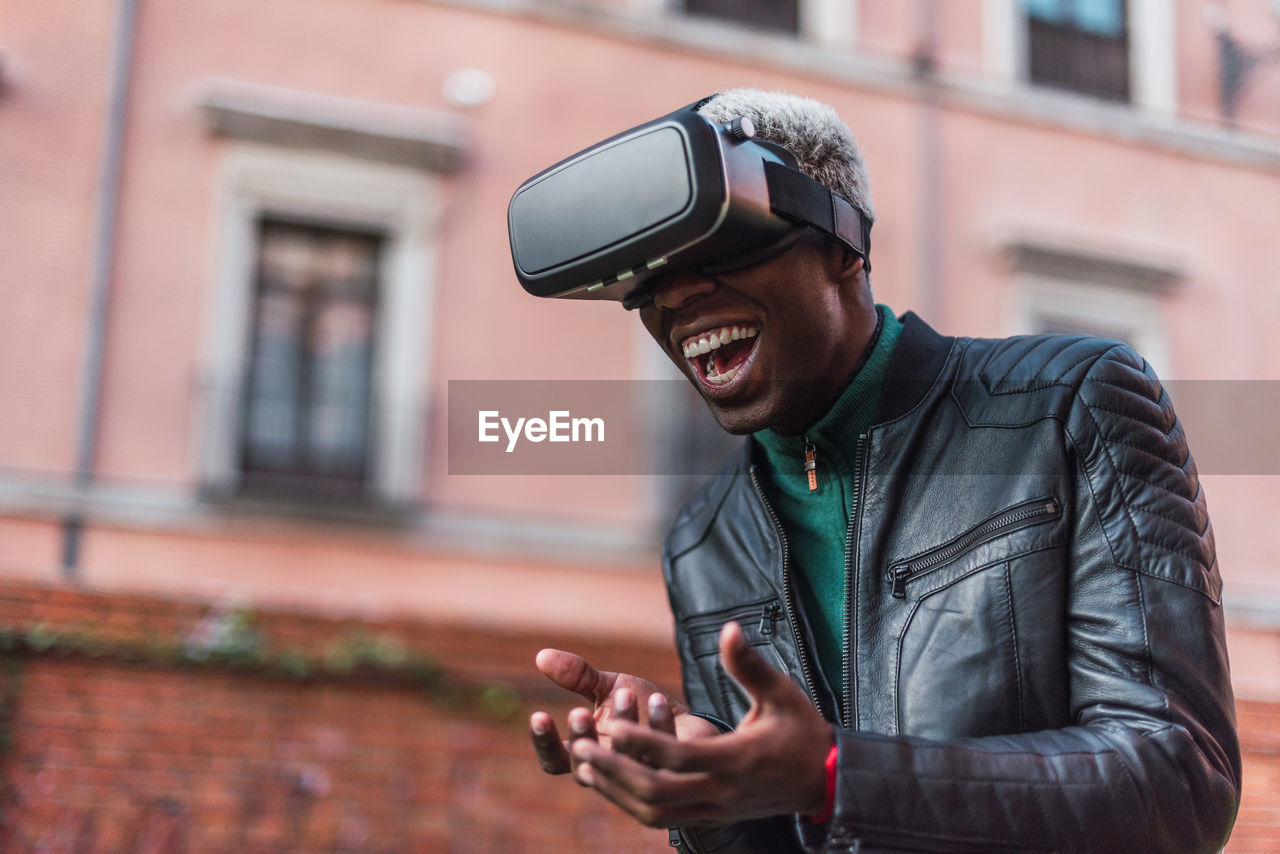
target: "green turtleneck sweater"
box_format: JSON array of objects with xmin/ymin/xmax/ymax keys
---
[{"xmin": 751, "ymin": 305, "xmax": 902, "ymax": 702}]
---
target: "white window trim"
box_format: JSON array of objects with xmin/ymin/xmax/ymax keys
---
[
  {"xmin": 802, "ymin": 0, "xmax": 859, "ymax": 50},
  {"xmin": 983, "ymin": 0, "xmax": 1177, "ymax": 114},
  {"xmin": 199, "ymin": 144, "xmax": 439, "ymax": 506},
  {"xmin": 1011, "ymin": 274, "xmax": 1171, "ymax": 379},
  {"xmin": 632, "ymin": 0, "xmax": 858, "ymax": 48},
  {"xmin": 984, "ymin": 0, "xmax": 1025, "ymax": 83}
]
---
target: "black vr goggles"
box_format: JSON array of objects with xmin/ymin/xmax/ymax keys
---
[{"xmin": 507, "ymin": 96, "xmax": 871, "ymax": 309}]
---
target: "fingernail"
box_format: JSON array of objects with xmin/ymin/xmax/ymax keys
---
[
  {"xmin": 531, "ymin": 716, "xmax": 549, "ymax": 735},
  {"xmin": 572, "ymin": 741, "xmax": 592, "ymax": 760},
  {"xmin": 570, "ymin": 714, "xmax": 591, "ymax": 735},
  {"xmin": 616, "ymin": 689, "xmax": 632, "ymax": 711},
  {"xmin": 577, "ymin": 763, "xmax": 595, "ymax": 786},
  {"xmin": 648, "ymin": 694, "xmax": 666, "ymax": 715}
]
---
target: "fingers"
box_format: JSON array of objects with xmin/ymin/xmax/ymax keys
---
[
  {"xmin": 610, "ymin": 694, "xmax": 675, "ymax": 767},
  {"xmin": 613, "ymin": 688, "xmax": 639, "ymax": 725},
  {"xmin": 568, "ymin": 706, "xmax": 598, "ymax": 742},
  {"xmin": 608, "ymin": 721, "xmax": 709, "ymax": 773},
  {"xmin": 647, "ymin": 692, "xmax": 677, "ymax": 736},
  {"xmin": 718, "ymin": 622, "xmax": 791, "ymax": 710},
  {"xmin": 530, "ymin": 711, "xmax": 571, "ymax": 774},
  {"xmin": 536, "ymin": 648, "xmax": 613, "ymax": 704},
  {"xmin": 611, "ymin": 691, "xmax": 720, "ymax": 771},
  {"xmin": 572, "ymin": 739, "xmax": 716, "ymax": 828},
  {"xmin": 530, "ymin": 705, "xmax": 600, "ymax": 778},
  {"xmin": 567, "ymin": 705, "xmax": 600, "ymax": 786}
]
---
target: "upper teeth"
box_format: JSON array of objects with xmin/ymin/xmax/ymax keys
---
[{"xmin": 681, "ymin": 325, "xmax": 758, "ymax": 359}]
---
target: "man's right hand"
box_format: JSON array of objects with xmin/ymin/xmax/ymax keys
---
[{"xmin": 530, "ymin": 648, "xmax": 720, "ymax": 777}]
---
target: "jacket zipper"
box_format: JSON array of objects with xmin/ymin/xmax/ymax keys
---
[
  {"xmin": 683, "ymin": 599, "xmax": 782, "ymax": 637},
  {"xmin": 839, "ymin": 434, "xmax": 868, "ymax": 729},
  {"xmin": 748, "ymin": 464, "xmax": 827, "ymax": 719},
  {"xmin": 889, "ymin": 497, "xmax": 1060, "ymax": 599}
]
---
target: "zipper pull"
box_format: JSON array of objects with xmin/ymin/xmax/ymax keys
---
[
  {"xmin": 759, "ymin": 602, "xmax": 780, "ymax": 635},
  {"xmin": 804, "ymin": 437, "xmax": 818, "ymax": 492},
  {"xmin": 891, "ymin": 567, "xmax": 910, "ymax": 599}
]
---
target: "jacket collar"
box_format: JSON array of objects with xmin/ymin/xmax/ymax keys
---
[
  {"xmin": 873, "ymin": 311, "xmax": 956, "ymax": 425},
  {"xmin": 733, "ymin": 311, "xmax": 955, "ymax": 477}
]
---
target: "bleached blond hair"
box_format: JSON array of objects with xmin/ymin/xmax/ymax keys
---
[{"xmin": 696, "ymin": 89, "xmax": 875, "ymax": 223}]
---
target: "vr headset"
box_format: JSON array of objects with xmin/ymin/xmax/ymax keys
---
[{"xmin": 507, "ymin": 96, "xmax": 870, "ymax": 309}]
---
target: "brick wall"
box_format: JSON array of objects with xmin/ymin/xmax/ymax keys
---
[
  {"xmin": 1, "ymin": 581, "xmax": 1277, "ymax": 852},
  {"xmin": 0, "ymin": 582, "xmax": 682, "ymax": 853},
  {"xmin": 1232, "ymin": 699, "xmax": 1280, "ymax": 853}
]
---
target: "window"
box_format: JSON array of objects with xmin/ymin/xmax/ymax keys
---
[
  {"xmin": 198, "ymin": 144, "xmax": 443, "ymax": 511},
  {"xmin": 1024, "ymin": 0, "xmax": 1130, "ymax": 101},
  {"xmin": 682, "ymin": 0, "xmax": 799, "ymax": 34},
  {"xmin": 1020, "ymin": 281, "xmax": 1170, "ymax": 381},
  {"xmin": 197, "ymin": 80, "xmax": 467, "ymax": 512},
  {"xmin": 239, "ymin": 220, "xmax": 383, "ymax": 498},
  {"xmin": 1003, "ymin": 237, "xmax": 1180, "ymax": 378}
]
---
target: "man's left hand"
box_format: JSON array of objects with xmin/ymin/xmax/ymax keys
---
[{"xmin": 570, "ymin": 621, "xmax": 834, "ymax": 828}]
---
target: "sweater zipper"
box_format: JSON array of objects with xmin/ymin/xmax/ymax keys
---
[
  {"xmin": 889, "ymin": 498, "xmax": 1060, "ymax": 599},
  {"xmin": 803, "ymin": 435, "xmax": 818, "ymax": 491},
  {"xmin": 839, "ymin": 433, "xmax": 868, "ymax": 729},
  {"xmin": 749, "ymin": 464, "xmax": 827, "ymax": 719}
]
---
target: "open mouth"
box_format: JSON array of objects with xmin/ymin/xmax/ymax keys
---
[{"xmin": 680, "ymin": 324, "xmax": 759, "ymax": 389}]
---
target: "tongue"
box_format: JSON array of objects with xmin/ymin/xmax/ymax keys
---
[{"xmin": 709, "ymin": 337, "xmax": 754, "ymax": 375}]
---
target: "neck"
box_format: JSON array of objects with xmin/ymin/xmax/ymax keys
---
[{"xmin": 773, "ymin": 301, "xmax": 882, "ymax": 438}]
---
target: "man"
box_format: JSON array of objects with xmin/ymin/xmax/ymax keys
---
[{"xmin": 521, "ymin": 90, "xmax": 1240, "ymax": 853}]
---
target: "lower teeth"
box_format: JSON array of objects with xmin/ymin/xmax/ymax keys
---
[
  {"xmin": 705, "ymin": 357, "xmax": 737, "ymax": 384},
  {"xmin": 707, "ymin": 366, "xmax": 737, "ymax": 384},
  {"xmin": 700, "ymin": 343, "xmax": 749, "ymax": 385}
]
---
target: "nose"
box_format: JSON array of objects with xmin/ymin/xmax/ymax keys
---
[{"xmin": 651, "ymin": 268, "xmax": 717, "ymax": 310}]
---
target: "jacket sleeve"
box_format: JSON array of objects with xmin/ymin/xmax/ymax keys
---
[
  {"xmin": 674, "ymin": 817, "xmax": 807, "ymax": 854},
  {"xmin": 801, "ymin": 343, "xmax": 1241, "ymax": 854}
]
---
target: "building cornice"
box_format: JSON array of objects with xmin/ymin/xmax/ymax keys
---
[
  {"xmin": 197, "ymin": 77, "xmax": 472, "ymax": 173},
  {"xmin": 0, "ymin": 474, "xmax": 654, "ymax": 567},
  {"xmin": 426, "ymin": 0, "xmax": 1280, "ymax": 174}
]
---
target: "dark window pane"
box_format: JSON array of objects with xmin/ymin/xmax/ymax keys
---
[
  {"xmin": 683, "ymin": 0, "xmax": 799, "ymax": 34},
  {"xmin": 240, "ymin": 219, "xmax": 381, "ymax": 498},
  {"xmin": 1025, "ymin": 0, "xmax": 1130, "ymax": 101}
]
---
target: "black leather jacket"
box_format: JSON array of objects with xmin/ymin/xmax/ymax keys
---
[{"xmin": 664, "ymin": 314, "xmax": 1240, "ymax": 854}]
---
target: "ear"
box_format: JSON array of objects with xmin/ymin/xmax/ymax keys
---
[{"xmin": 821, "ymin": 239, "xmax": 865, "ymax": 287}]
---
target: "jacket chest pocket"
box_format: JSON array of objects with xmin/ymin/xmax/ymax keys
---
[
  {"xmin": 887, "ymin": 496, "xmax": 1069, "ymax": 738},
  {"xmin": 684, "ymin": 599, "xmax": 786, "ymax": 723},
  {"xmin": 887, "ymin": 497, "xmax": 1060, "ymax": 599}
]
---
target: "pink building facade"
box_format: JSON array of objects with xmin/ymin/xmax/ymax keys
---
[{"xmin": 2, "ymin": 0, "xmax": 1279, "ymax": 849}]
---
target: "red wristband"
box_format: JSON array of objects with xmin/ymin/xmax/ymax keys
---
[{"xmin": 807, "ymin": 744, "xmax": 839, "ymax": 823}]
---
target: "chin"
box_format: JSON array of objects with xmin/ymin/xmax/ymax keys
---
[{"xmin": 703, "ymin": 399, "xmax": 777, "ymax": 436}]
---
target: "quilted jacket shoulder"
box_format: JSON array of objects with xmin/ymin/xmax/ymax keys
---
[{"xmin": 953, "ymin": 333, "xmax": 1216, "ymax": 600}]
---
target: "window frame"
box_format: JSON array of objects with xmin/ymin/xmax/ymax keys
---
[
  {"xmin": 237, "ymin": 217, "xmax": 386, "ymax": 498},
  {"xmin": 983, "ymin": 0, "xmax": 1177, "ymax": 113},
  {"xmin": 680, "ymin": 0, "xmax": 801, "ymax": 35},
  {"xmin": 1000, "ymin": 233, "xmax": 1181, "ymax": 380},
  {"xmin": 634, "ymin": 0, "xmax": 859, "ymax": 49},
  {"xmin": 1025, "ymin": 0, "xmax": 1132, "ymax": 102},
  {"xmin": 1013, "ymin": 273, "xmax": 1170, "ymax": 378},
  {"xmin": 199, "ymin": 144, "xmax": 439, "ymax": 509}
]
